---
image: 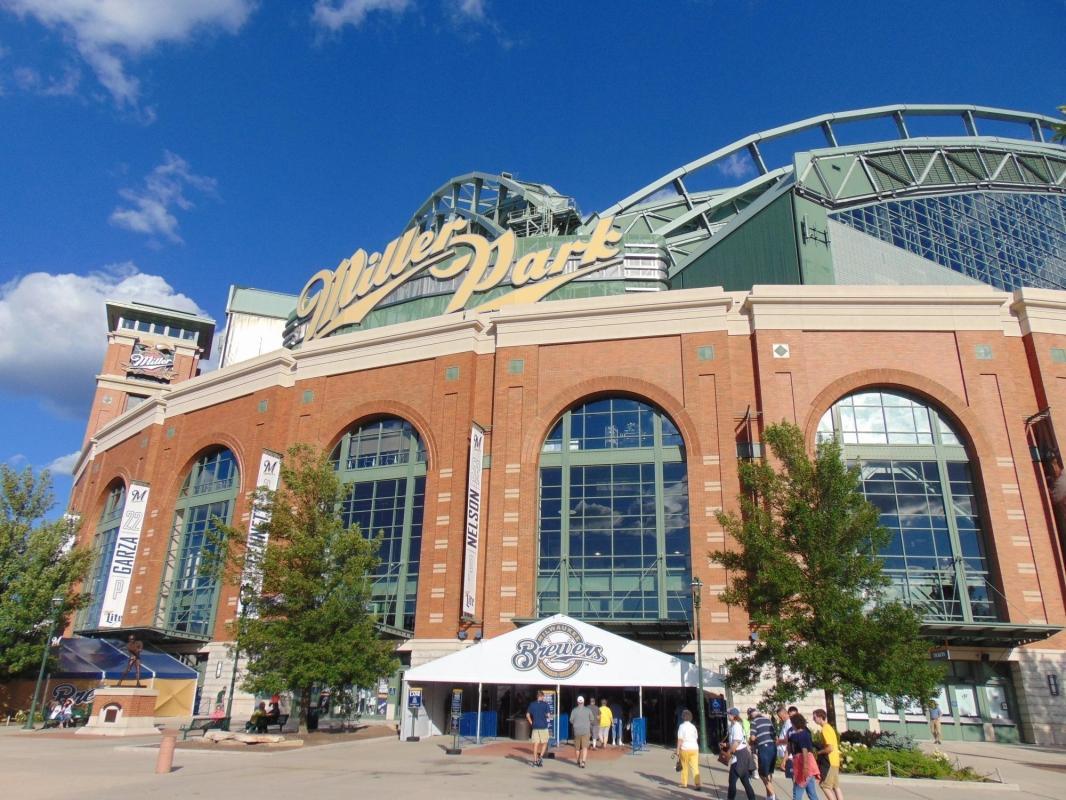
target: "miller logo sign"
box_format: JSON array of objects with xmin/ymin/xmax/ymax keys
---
[
  {"xmin": 124, "ymin": 341, "xmax": 175, "ymax": 380},
  {"xmin": 511, "ymin": 622, "xmax": 607, "ymax": 680},
  {"xmin": 296, "ymin": 217, "xmax": 623, "ymax": 342}
]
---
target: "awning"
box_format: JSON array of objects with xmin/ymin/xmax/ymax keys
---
[
  {"xmin": 404, "ymin": 614, "xmax": 723, "ymax": 689},
  {"xmin": 921, "ymin": 621, "xmax": 1065, "ymax": 649},
  {"xmin": 55, "ymin": 637, "xmax": 198, "ymax": 681}
]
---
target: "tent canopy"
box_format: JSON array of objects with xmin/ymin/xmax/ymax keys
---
[
  {"xmin": 404, "ymin": 614, "xmax": 723, "ymax": 690},
  {"xmin": 55, "ymin": 637, "xmax": 197, "ymax": 681}
]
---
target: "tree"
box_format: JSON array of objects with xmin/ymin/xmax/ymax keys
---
[
  {"xmin": 0, "ymin": 466, "xmax": 91, "ymax": 680},
  {"xmin": 712, "ymin": 422, "xmax": 943, "ymax": 725},
  {"xmin": 215, "ymin": 444, "xmax": 397, "ymax": 733},
  {"xmin": 1053, "ymin": 105, "xmax": 1066, "ymax": 142}
]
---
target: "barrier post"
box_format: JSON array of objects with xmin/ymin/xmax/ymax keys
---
[{"xmin": 155, "ymin": 730, "xmax": 177, "ymax": 774}]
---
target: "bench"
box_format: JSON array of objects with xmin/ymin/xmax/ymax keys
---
[
  {"xmin": 263, "ymin": 713, "xmax": 289, "ymax": 733},
  {"xmin": 181, "ymin": 716, "xmax": 230, "ymax": 740},
  {"xmin": 245, "ymin": 713, "xmax": 289, "ymax": 733}
]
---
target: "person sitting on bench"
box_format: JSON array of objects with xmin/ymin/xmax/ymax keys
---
[{"xmin": 246, "ymin": 702, "xmax": 268, "ymax": 733}]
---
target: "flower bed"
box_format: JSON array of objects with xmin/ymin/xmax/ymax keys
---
[{"xmin": 839, "ymin": 741, "xmax": 987, "ymax": 781}]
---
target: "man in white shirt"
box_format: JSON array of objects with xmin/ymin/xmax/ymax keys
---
[
  {"xmin": 675, "ymin": 709, "xmax": 701, "ymax": 790},
  {"xmin": 776, "ymin": 705, "xmax": 798, "ymax": 779}
]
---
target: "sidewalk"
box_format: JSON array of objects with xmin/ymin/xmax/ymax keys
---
[{"xmin": 1, "ymin": 726, "xmax": 1063, "ymax": 800}]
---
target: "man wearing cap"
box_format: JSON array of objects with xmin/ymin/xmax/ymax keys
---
[
  {"xmin": 726, "ymin": 707, "xmax": 757, "ymax": 800},
  {"xmin": 569, "ymin": 695, "xmax": 596, "ymax": 768},
  {"xmin": 748, "ymin": 707, "xmax": 778, "ymax": 800}
]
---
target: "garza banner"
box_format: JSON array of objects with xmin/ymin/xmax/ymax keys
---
[
  {"xmin": 239, "ymin": 449, "xmax": 283, "ymax": 615},
  {"xmin": 462, "ymin": 424, "xmax": 485, "ymax": 619},
  {"xmin": 98, "ymin": 481, "xmax": 151, "ymax": 627}
]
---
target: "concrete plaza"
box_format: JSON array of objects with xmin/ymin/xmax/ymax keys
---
[{"xmin": 1, "ymin": 725, "xmax": 1063, "ymax": 800}]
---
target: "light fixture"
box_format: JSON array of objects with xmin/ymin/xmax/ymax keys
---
[
  {"xmin": 473, "ymin": 630, "xmax": 483, "ymax": 642},
  {"xmin": 457, "ymin": 630, "xmax": 468, "ymax": 641}
]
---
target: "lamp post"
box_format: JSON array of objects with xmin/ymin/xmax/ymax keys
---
[
  {"xmin": 24, "ymin": 596, "xmax": 64, "ymax": 730},
  {"xmin": 224, "ymin": 583, "xmax": 253, "ymax": 729},
  {"xmin": 691, "ymin": 576, "xmax": 710, "ymax": 753}
]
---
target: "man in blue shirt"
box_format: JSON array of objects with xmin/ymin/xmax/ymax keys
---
[
  {"xmin": 526, "ymin": 691, "xmax": 550, "ymax": 767},
  {"xmin": 749, "ymin": 708, "xmax": 778, "ymax": 800}
]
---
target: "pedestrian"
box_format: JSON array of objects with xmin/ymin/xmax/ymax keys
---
[
  {"xmin": 928, "ymin": 700, "xmax": 943, "ymax": 745},
  {"xmin": 676, "ymin": 709, "xmax": 701, "ymax": 790},
  {"xmin": 598, "ymin": 698, "xmax": 613, "ymax": 749},
  {"xmin": 725, "ymin": 707, "xmax": 757, "ymax": 800},
  {"xmin": 748, "ymin": 707, "xmax": 778, "ymax": 800},
  {"xmin": 588, "ymin": 696, "xmax": 600, "ymax": 749},
  {"xmin": 570, "ymin": 695, "xmax": 596, "ymax": 768},
  {"xmin": 610, "ymin": 698, "xmax": 624, "ymax": 746},
  {"xmin": 812, "ymin": 709, "xmax": 843, "ymax": 800},
  {"xmin": 787, "ymin": 713, "xmax": 819, "ymax": 800},
  {"xmin": 776, "ymin": 705, "xmax": 798, "ymax": 778},
  {"xmin": 526, "ymin": 690, "xmax": 550, "ymax": 767}
]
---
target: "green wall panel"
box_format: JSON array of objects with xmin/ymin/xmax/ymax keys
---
[{"xmin": 671, "ymin": 192, "xmax": 802, "ymax": 291}]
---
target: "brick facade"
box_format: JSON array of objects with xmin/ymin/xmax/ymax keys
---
[{"xmin": 67, "ymin": 285, "xmax": 1066, "ymax": 741}]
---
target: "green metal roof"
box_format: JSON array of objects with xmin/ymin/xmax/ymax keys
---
[{"xmin": 226, "ymin": 285, "xmax": 297, "ymax": 319}]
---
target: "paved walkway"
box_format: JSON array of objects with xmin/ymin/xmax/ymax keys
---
[{"xmin": 1, "ymin": 726, "xmax": 1064, "ymax": 800}]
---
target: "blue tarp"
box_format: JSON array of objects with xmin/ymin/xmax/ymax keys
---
[{"xmin": 55, "ymin": 637, "xmax": 197, "ymax": 681}]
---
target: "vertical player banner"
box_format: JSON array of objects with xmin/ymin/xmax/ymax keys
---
[
  {"xmin": 543, "ymin": 689, "xmax": 558, "ymax": 747},
  {"xmin": 98, "ymin": 481, "xmax": 151, "ymax": 627},
  {"xmin": 240, "ymin": 450, "xmax": 283, "ymax": 614},
  {"xmin": 462, "ymin": 423, "xmax": 485, "ymax": 618}
]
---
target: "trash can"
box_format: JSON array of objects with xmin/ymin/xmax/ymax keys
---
[{"xmin": 512, "ymin": 716, "xmax": 530, "ymax": 741}]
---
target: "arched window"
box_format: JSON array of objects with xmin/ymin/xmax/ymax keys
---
[
  {"xmin": 77, "ymin": 481, "xmax": 126, "ymax": 631},
  {"xmin": 157, "ymin": 448, "xmax": 240, "ymax": 637},
  {"xmin": 817, "ymin": 390, "xmax": 998, "ymax": 623},
  {"xmin": 332, "ymin": 418, "xmax": 426, "ymax": 633},
  {"xmin": 537, "ymin": 397, "xmax": 691, "ymax": 621}
]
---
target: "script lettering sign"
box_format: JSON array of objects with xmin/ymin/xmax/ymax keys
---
[{"xmin": 297, "ymin": 217, "xmax": 623, "ymax": 342}]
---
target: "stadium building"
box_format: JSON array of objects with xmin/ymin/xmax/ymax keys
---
[{"xmin": 67, "ymin": 105, "xmax": 1066, "ymax": 744}]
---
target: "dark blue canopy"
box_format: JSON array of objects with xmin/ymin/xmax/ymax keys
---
[{"xmin": 55, "ymin": 637, "xmax": 197, "ymax": 681}]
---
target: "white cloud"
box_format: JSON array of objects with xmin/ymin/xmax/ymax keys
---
[
  {"xmin": 450, "ymin": 0, "xmax": 486, "ymax": 21},
  {"xmin": 46, "ymin": 451, "xmax": 80, "ymax": 475},
  {"xmin": 0, "ymin": 0, "xmax": 254, "ymax": 111},
  {"xmin": 12, "ymin": 63, "xmax": 81, "ymax": 96},
  {"xmin": 717, "ymin": 152, "xmax": 756, "ymax": 181},
  {"xmin": 0, "ymin": 263, "xmax": 206, "ymax": 418},
  {"xmin": 109, "ymin": 151, "xmax": 217, "ymax": 244},
  {"xmin": 311, "ymin": 0, "xmax": 412, "ymax": 31}
]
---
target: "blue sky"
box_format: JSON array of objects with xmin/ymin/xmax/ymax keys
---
[{"xmin": 1, "ymin": 0, "xmax": 1064, "ymax": 515}]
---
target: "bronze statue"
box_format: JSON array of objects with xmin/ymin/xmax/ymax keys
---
[{"xmin": 116, "ymin": 635, "xmax": 144, "ymax": 687}]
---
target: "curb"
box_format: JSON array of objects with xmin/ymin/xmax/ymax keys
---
[{"xmin": 842, "ymin": 773, "xmax": 1019, "ymax": 791}]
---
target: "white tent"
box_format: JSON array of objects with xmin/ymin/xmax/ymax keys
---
[{"xmin": 401, "ymin": 614, "xmax": 723, "ymax": 740}]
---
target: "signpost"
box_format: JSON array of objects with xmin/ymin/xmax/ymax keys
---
[
  {"xmin": 406, "ymin": 687, "xmax": 422, "ymax": 742},
  {"xmin": 446, "ymin": 688, "xmax": 463, "ymax": 755}
]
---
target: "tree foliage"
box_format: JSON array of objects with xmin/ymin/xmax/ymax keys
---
[
  {"xmin": 1053, "ymin": 105, "xmax": 1066, "ymax": 143},
  {"xmin": 0, "ymin": 466, "xmax": 92, "ymax": 680},
  {"xmin": 214, "ymin": 444, "xmax": 397, "ymax": 732},
  {"xmin": 713, "ymin": 423, "xmax": 943, "ymax": 720}
]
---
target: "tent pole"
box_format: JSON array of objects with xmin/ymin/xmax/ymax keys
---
[
  {"xmin": 555, "ymin": 682, "xmax": 560, "ymax": 746},
  {"xmin": 476, "ymin": 683, "xmax": 482, "ymax": 744},
  {"xmin": 639, "ymin": 686, "xmax": 643, "ymax": 719}
]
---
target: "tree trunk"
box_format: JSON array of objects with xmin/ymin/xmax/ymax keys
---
[
  {"xmin": 299, "ymin": 686, "xmax": 311, "ymax": 734},
  {"xmin": 824, "ymin": 689, "xmax": 837, "ymax": 728}
]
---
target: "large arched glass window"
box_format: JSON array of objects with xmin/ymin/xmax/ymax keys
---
[
  {"xmin": 537, "ymin": 397, "xmax": 691, "ymax": 621},
  {"xmin": 157, "ymin": 448, "xmax": 240, "ymax": 637},
  {"xmin": 77, "ymin": 481, "xmax": 126, "ymax": 630},
  {"xmin": 332, "ymin": 418, "xmax": 426, "ymax": 633},
  {"xmin": 817, "ymin": 390, "xmax": 999, "ymax": 623}
]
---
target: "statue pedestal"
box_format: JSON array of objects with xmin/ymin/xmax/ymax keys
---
[{"xmin": 77, "ymin": 687, "xmax": 160, "ymax": 737}]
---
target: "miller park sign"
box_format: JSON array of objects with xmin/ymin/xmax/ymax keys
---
[{"xmin": 296, "ymin": 217, "xmax": 623, "ymax": 342}]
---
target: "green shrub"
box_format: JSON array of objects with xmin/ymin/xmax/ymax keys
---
[
  {"xmin": 872, "ymin": 731, "xmax": 916, "ymax": 751},
  {"xmin": 839, "ymin": 742, "xmax": 985, "ymax": 781}
]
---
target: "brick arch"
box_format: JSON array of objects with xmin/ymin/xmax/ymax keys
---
[
  {"xmin": 321, "ymin": 400, "xmax": 438, "ymax": 470},
  {"xmin": 523, "ymin": 376, "xmax": 701, "ymax": 464},
  {"xmin": 803, "ymin": 368, "xmax": 995, "ymax": 462},
  {"xmin": 85, "ymin": 473, "xmax": 130, "ymax": 529},
  {"xmin": 160, "ymin": 433, "xmax": 250, "ymax": 506}
]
